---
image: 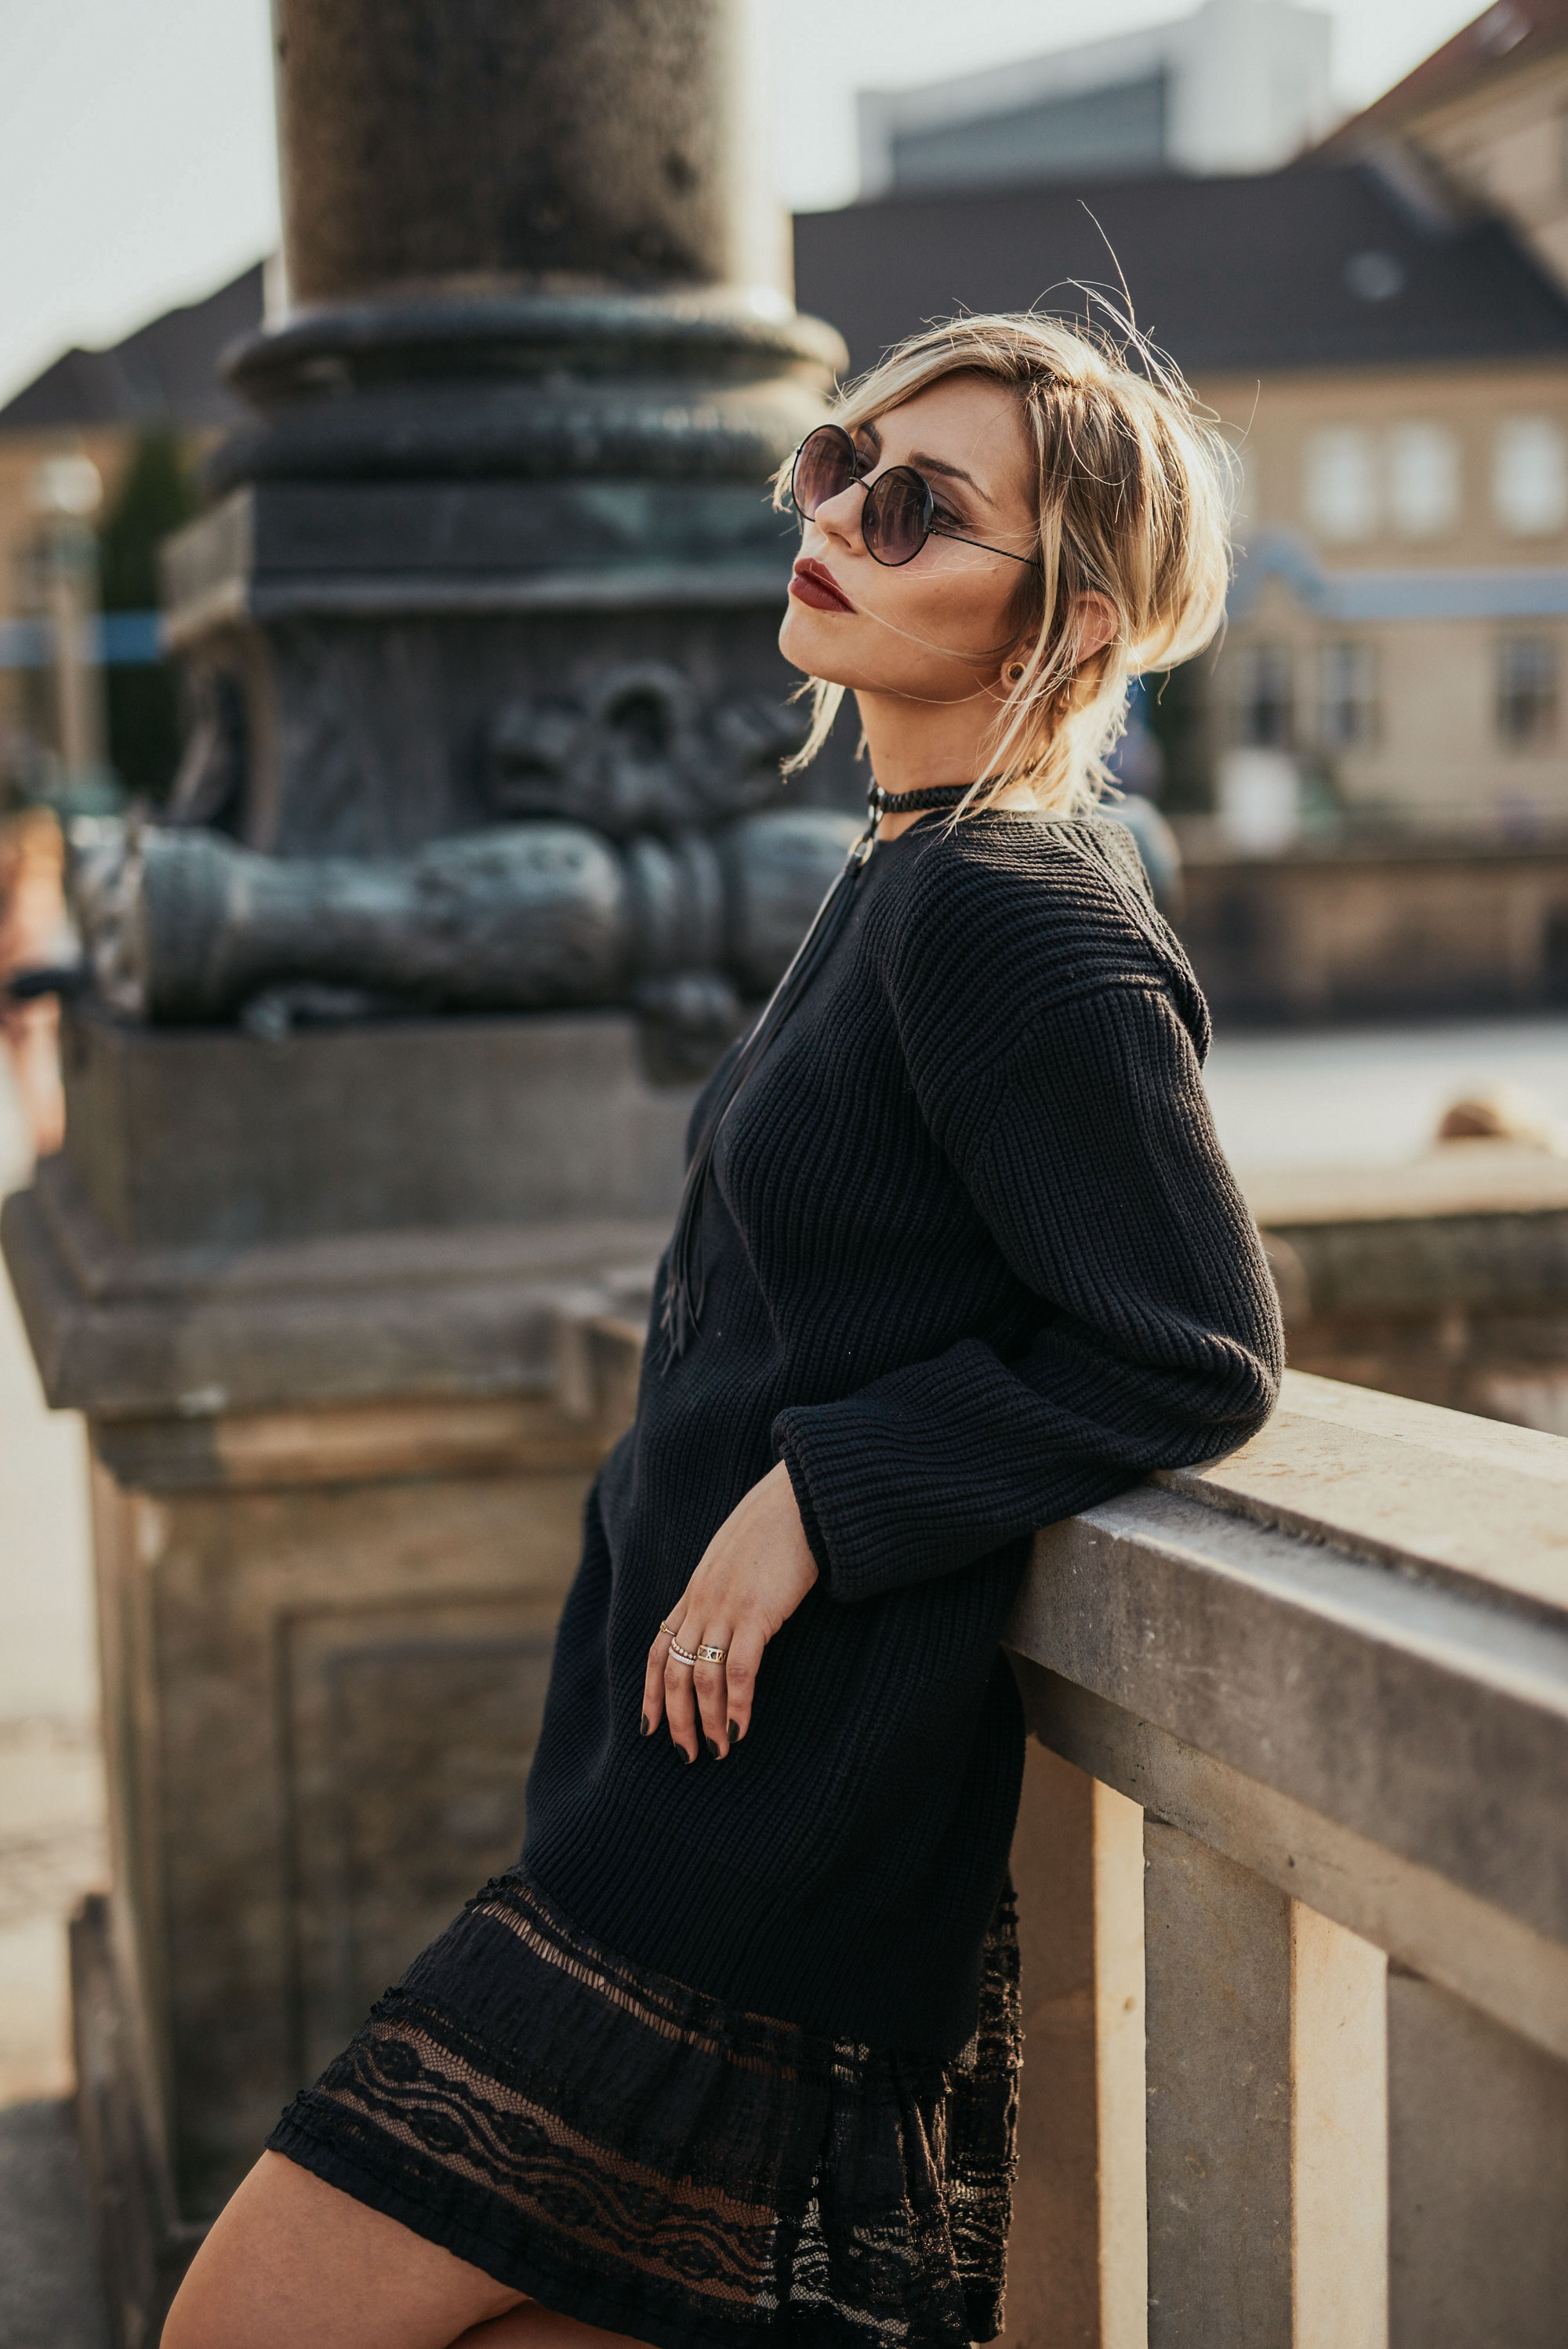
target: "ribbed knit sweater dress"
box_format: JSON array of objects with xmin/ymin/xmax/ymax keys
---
[{"xmin": 270, "ymin": 810, "xmax": 1283, "ymax": 2349}]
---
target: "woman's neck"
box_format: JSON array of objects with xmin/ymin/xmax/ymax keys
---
[{"xmin": 855, "ymin": 686, "xmax": 1040, "ymax": 839}]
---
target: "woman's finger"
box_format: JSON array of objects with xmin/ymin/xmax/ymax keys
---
[
  {"xmin": 641, "ymin": 1622, "xmax": 675, "ymax": 1738},
  {"xmin": 721, "ymin": 1618, "xmax": 765, "ymax": 1746},
  {"xmin": 663, "ymin": 1638, "xmax": 700, "ymax": 1763},
  {"xmin": 689, "ymin": 1629, "xmax": 735, "ymax": 1759}
]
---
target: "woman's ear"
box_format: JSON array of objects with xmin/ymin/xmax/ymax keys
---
[{"xmin": 1073, "ymin": 594, "xmax": 1119, "ymax": 665}]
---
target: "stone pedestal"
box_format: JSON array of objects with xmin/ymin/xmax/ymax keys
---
[
  {"xmin": 2, "ymin": 1002, "xmax": 679, "ymax": 2344},
  {"xmin": 65, "ymin": 1392, "xmax": 618, "ymax": 2348},
  {"xmin": 1, "ymin": 5, "xmax": 848, "ymax": 2336}
]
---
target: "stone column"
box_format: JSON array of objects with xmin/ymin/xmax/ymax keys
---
[
  {"xmin": 272, "ymin": 0, "xmax": 782, "ymax": 301},
  {"xmin": 2, "ymin": 9, "xmax": 846, "ymax": 2341}
]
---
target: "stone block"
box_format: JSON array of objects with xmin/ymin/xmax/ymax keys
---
[
  {"xmin": 1388, "ymin": 1970, "xmax": 1568, "ymax": 2349},
  {"xmin": 1142, "ymin": 1824, "xmax": 1292, "ymax": 2349}
]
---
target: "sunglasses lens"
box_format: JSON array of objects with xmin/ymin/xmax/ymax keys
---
[
  {"xmin": 863, "ymin": 467, "xmax": 930, "ymax": 565},
  {"xmin": 792, "ymin": 427, "xmax": 856, "ymax": 520}
]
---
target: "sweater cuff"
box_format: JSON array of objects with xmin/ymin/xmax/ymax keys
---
[{"xmin": 775, "ymin": 1426, "xmax": 837, "ymax": 1587}]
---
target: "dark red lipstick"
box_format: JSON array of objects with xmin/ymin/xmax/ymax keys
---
[{"xmin": 789, "ymin": 557, "xmax": 857, "ymax": 614}]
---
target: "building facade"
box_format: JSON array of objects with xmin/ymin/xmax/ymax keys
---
[
  {"xmin": 0, "ymin": 267, "xmax": 262, "ymax": 801},
  {"xmin": 1214, "ymin": 357, "xmax": 1568, "ymax": 837},
  {"xmin": 857, "ymin": 0, "xmax": 1336, "ymax": 198}
]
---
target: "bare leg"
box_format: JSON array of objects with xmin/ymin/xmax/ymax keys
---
[
  {"xmin": 162, "ymin": 2151, "xmax": 644, "ymax": 2349},
  {"xmin": 454, "ymin": 2313, "xmax": 652, "ymax": 2349}
]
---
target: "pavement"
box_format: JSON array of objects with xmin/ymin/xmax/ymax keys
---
[
  {"xmin": 0, "ymin": 2101, "xmax": 110, "ymax": 2349},
  {"xmin": 1204, "ymin": 1012, "xmax": 1568, "ymax": 1169},
  {"xmin": 0, "ymin": 1061, "xmax": 108, "ymax": 2345}
]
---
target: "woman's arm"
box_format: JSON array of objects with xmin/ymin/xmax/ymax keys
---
[
  {"xmin": 771, "ymin": 978, "xmax": 1283, "ymax": 1604},
  {"xmin": 643, "ymin": 975, "xmax": 1280, "ymax": 1759}
]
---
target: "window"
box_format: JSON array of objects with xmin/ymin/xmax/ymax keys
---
[
  {"xmin": 1494, "ymin": 419, "xmax": 1568, "ymax": 536},
  {"xmin": 1236, "ymin": 644, "xmax": 1294, "ymax": 747},
  {"xmin": 1304, "ymin": 428, "xmax": 1379, "ymax": 542},
  {"xmin": 1497, "ymin": 636, "xmax": 1558, "ymax": 746},
  {"xmin": 1319, "ymin": 642, "xmax": 1379, "ymax": 750},
  {"xmin": 1388, "ymin": 424, "xmax": 1460, "ymax": 539}
]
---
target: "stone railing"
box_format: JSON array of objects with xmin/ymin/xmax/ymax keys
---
[
  {"xmin": 1248, "ymin": 1144, "xmax": 1568, "ymax": 1436},
  {"xmin": 1000, "ymin": 1367, "xmax": 1568, "ymax": 2349}
]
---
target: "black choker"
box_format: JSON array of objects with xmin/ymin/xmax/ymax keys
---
[{"xmin": 869, "ymin": 780, "xmax": 993, "ymax": 816}]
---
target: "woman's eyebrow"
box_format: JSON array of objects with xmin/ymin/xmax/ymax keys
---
[{"xmin": 906, "ymin": 450, "xmax": 993, "ymax": 506}]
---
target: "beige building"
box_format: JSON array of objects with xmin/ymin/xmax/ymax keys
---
[
  {"xmin": 1203, "ymin": 357, "xmax": 1568, "ymax": 838},
  {"xmin": 0, "ymin": 267, "xmax": 261, "ymax": 796}
]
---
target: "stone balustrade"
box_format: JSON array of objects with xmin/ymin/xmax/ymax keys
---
[
  {"xmin": 1249, "ymin": 1142, "xmax": 1568, "ymax": 1436},
  {"xmin": 1001, "ymin": 1367, "xmax": 1568, "ymax": 2349}
]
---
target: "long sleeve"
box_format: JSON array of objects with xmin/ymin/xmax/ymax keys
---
[{"xmin": 771, "ymin": 975, "xmax": 1283, "ymax": 1604}]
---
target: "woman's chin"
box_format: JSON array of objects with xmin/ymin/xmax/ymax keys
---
[{"xmin": 778, "ymin": 603, "xmax": 862, "ymax": 685}]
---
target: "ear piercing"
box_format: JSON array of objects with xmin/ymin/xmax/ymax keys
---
[{"xmin": 1006, "ymin": 663, "xmax": 1026, "ymax": 681}]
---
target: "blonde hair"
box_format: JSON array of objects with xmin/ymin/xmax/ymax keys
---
[{"xmin": 775, "ymin": 308, "xmax": 1236, "ymax": 820}]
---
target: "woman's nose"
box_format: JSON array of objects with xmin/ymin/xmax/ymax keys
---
[{"xmin": 810, "ymin": 481, "xmax": 866, "ymax": 550}]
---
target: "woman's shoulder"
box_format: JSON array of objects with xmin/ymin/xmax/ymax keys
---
[
  {"xmin": 903, "ymin": 808, "xmax": 1152, "ymax": 917},
  {"xmin": 886, "ymin": 811, "xmax": 1209, "ymax": 1054}
]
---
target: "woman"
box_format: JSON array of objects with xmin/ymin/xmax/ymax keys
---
[{"xmin": 165, "ymin": 313, "xmax": 1282, "ymax": 2349}]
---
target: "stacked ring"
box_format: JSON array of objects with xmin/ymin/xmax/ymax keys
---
[{"xmin": 670, "ymin": 1640, "xmax": 702, "ymax": 1665}]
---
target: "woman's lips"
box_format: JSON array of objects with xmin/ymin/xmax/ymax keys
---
[{"xmin": 789, "ymin": 560, "xmax": 857, "ymax": 614}]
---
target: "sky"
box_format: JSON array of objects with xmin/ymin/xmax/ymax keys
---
[{"xmin": 0, "ymin": 0, "xmax": 1489, "ymax": 410}]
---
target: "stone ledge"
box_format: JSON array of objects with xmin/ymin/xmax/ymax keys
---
[
  {"xmin": 1014, "ymin": 1661, "xmax": 1568, "ymax": 2068},
  {"xmin": 1006, "ymin": 1372, "xmax": 1568, "ymax": 1976},
  {"xmin": 0, "ymin": 1183, "xmax": 668, "ymax": 1419}
]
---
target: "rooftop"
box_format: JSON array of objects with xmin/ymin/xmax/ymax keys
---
[
  {"xmin": 0, "ymin": 265, "xmax": 263, "ymax": 435},
  {"xmin": 793, "ymin": 160, "xmax": 1568, "ymax": 379},
  {"xmin": 1323, "ymin": 1, "xmax": 1568, "ymax": 147}
]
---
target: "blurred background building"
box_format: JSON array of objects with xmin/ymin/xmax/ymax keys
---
[
  {"xmin": 857, "ymin": 0, "xmax": 1337, "ymax": 192},
  {"xmin": 9, "ymin": 1, "xmax": 1568, "ymax": 862}
]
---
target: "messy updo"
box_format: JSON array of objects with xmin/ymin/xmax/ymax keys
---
[{"xmin": 773, "ymin": 308, "xmax": 1236, "ymax": 820}]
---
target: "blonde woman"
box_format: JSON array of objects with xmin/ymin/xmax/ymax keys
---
[{"xmin": 165, "ymin": 314, "xmax": 1282, "ymax": 2349}]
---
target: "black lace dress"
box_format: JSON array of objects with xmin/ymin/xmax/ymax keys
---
[
  {"xmin": 268, "ymin": 810, "xmax": 1280, "ymax": 2347},
  {"xmin": 269, "ymin": 1867, "xmax": 1023, "ymax": 2349}
]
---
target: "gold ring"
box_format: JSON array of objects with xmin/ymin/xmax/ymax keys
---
[
  {"xmin": 695, "ymin": 1643, "xmax": 728, "ymax": 1664},
  {"xmin": 659, "ymin": 1619, "xmax": 679, "ymax": 1638},
  {"xmin": 670, "ymin": 1640, "xmax": 701, "ymax": 1665}
]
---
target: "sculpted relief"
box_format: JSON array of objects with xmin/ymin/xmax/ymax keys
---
[
  {"xmin": 485, "ymin": 662, "xmax": 811, "ymax": 834},
  {"xmin": 67, "ymin": 661, "xmax": 855, "ymax": 1057}
]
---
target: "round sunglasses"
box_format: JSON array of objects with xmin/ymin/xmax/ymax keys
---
[{"xmin": 789, "ymin": 423, "xmax": 1042, "ymax": 572}]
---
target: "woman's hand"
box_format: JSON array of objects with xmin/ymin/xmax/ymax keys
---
[{"xmin": 641, "ymin": 1460, "xmax": 819, "ymax": 1761}]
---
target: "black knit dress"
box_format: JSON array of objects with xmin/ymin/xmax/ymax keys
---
[{"xmin": 270, "ymin": 810, "xmax": 1283, "ymax": 2347}]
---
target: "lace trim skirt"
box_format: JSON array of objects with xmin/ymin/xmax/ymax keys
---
[{"xmin": 267, "ymin": 1868, "xmax": 1022, "ymax": 2349}]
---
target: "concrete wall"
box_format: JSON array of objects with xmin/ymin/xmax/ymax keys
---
[{"xmin": 1176, "ymin": 841, "xmax": 1568, "ymax": 1022}]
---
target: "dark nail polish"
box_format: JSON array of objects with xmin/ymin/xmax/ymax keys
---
[
  {"xmin": 684, "ymin": 1747, "xmax": 696, "ymax": 1763},
  {"xmin": 728, "ymin": 1720, "xmax": 740, "ymax": 1743},
  {"xmin": 641, "ymin": 1712, "xmax": 649, "ymax": 1736},
  {"xmin": 706, "ymin": 1735, "xmax": 719, "ymax": 1759}
]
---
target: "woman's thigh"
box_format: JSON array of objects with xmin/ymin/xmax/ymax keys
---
[{"xmin": 161, "ymin": 2149, "xmax": 527, "ymax": 2349}]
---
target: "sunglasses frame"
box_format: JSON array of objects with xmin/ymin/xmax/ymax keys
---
[{"xmin": 790, "ymin": 424, "xmax": 1043, "ymax": 572}]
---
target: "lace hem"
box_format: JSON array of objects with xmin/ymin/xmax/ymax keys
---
[{"xmin": 269, "ymin": 1868, "xmax": 1021, "ymax": 2349}]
